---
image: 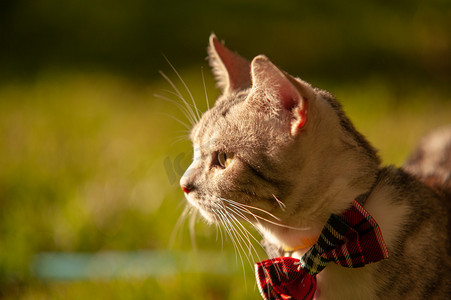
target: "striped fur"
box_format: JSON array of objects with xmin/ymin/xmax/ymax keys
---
[{"xmin": 180, "ymin": 35, "xmax": 451, "ymax": 299}]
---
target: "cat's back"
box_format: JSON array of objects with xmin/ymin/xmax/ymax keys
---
[
  {"xmin": 367, "ymin": 127, "xmax": 451, "ymax": 299},
  {"xmin": 404, "ymin": 125, "xmax": 451, "ymax": 241},
  {"xmin": 404, "ymin": 125, "xmax": 451, "ymax": 200},
  {"xmin": 357, "ymin": 165, "xmax": 449, "ymax": 299}
]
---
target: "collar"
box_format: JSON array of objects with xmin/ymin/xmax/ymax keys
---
[
  {"xmin": 283, "ymin": 172, "xmax": 381, "ymax": 257},
  {"xmin": 255, "ymin": 199, "xmax": 389, "ymax": 300}
]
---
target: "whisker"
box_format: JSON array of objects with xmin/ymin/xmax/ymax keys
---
[
  {"xmin": 272, "ymin": 194, "xmax": 286, "ymax": 211},
  {"xmin": 160, "ymin": 88, "xmax": 201, "ymax": 115},
  {"xmin": 170, "ymin": 132, "xmax": 190, "ymax": 143},
  {"xmin": 189, "ymin": 209, "xmax": 198, "ymax": 251},
  {"xmin": 158, "ymin": 70, "xmax": 184, "ymax": 101},
  {"xmin": 201, "ymin": 67, "xmax": 210, "ymax": 111},
  {"xmin": 215, "ymin": 217, "xmax": 225, "ymax": 250},
  {"xmin": 229, "ymin": 208, "xmax": 285, "ymax": 292},
  {"xmin": 227, "ymin": 210, "xmax": 264, "ymax": 262},
  {"xmin": 162, "ymin": 56, "xmax": 202, "ymax": 122},
  {"xmin": 215, "ymin": 213, "xmax": 226, "ymax": 251},
  {"xmin": 157, "ymin": 71, "xmax": 199, "ymax": 126},
  {"xmin": 169, "ymin": 205, "xmax": 191, "ymax": 248},
  {"xmin": 219, "ymin": 198, "xmax": 306, "ymax": 281},
  {"xmin": 224, "ymin": 206, "xmax": 264, "ymax": 247},
  {"xmin": 222, "ymin": 204, "xmax": 277, "ymax": 266},
  {"xmin": 216, "ymin": 209, "xmax": 253, "ymax": 286},
  {"xmin": 223, "ymin": 200, "xmax": 272, "ymax": 226},
  {"xmin": 221, "ymin": 198, "xmax": 281, "ymax": 221},
  {"xmin": 158, "ymin": 112, "xmax": 191, "ymax": 130},
  {"xmin": 170, "ymin": 135, "xmax": 191, "ymax": 148},
  {"xmin": 222, "ymin": 198, "xmax": 310, "ymax": 231},
  {"xmin": 154, "ymin": 93, "xmax": 197, "ymax": 127},
  {"xmin": 223, "ymin": 209, "xmax": 257, "ymax": 259},
  {"xmin": 225, "ymin": 205, "xmax": 257, "ymax": 226},
  {"xmin": 215, "ymin": 209, "xmax": 246, "ymax": 274},
  {"xmin": 222, "ymin": 205, "xmax": 281, "ymax": 292},
  {"xmin": 227, "ymin": 226, "xmax": 254, "ymax": 287}
]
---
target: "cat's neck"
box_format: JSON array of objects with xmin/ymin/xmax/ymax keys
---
[
  {"xmin": 259, "ymin": 101, "xmax": 378, "ymax": 252},
  {"xmin": 257, "ymin": 186, "xmax": 376, "ymax": 255},
  {"xmin": 258, "ymin": 118, "xmax": 381, "ymax": 251}
]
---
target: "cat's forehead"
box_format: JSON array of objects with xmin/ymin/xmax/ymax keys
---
[{"xmin": 190, "ymin": 91, "xmax": 250, "ymax": 144}]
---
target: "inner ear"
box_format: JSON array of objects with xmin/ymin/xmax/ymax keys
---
[
  {"xmin": 251, "ymin": 55, "xmax": 302, "ymax": 111},
  {"xmin": 251, "ymin": 55, "xmax": 313, "ymax": 135},
  {"xmin": 277, "ymin": 73, "xmax": 301, "ymax": 112},
  {"xmin": 208, "ymin": 34, "xmax": 251, "ymax": 94}
]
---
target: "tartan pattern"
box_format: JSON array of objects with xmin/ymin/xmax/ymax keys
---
[
  {"xmin": 255, "ymin": 200, "xmax": 388, "ymax": 300},
  {"xmin": 255, "ymin": 257, "xmax": 316, "ymax": 300}
]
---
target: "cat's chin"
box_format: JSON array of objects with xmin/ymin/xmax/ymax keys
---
[
  {"xmin": 185, "ymin": 194, "xmax": 217, "ymax": 224},
  {"xmin": 256, "ymin": 220, "xmax": 323, "ymax": 253},
  {"xmin": 197, "ymin": 207, "xmax": 217, "ymax": 224}
]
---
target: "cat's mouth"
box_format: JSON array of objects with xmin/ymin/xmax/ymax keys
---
[
  {"xmin": 184, "ymin": 192, "xmax": 259, "ymax": 225},
  {"xmin": 184, "ymin": 190, "xmax": 289, "ymax": 229},
  {"xmin": 184, "ymin": 193, "xmax": 221, "ymax": 223}
]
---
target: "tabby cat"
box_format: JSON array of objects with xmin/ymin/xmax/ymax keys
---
[{"xmin": 179, "ymin": 34, "xmax": 451, "ymax": 299}]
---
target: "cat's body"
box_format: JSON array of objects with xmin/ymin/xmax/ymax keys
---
[
  {"xmin": 179, "ymin": 35, "xmax": 451, "ymax": 299},
  {"xmin": 293, "ymin": 165, "xmax": 450, "ymax": 299}
]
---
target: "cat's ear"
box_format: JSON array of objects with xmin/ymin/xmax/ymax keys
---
[
  {"xmin": 250, "ymin": 55, "xmax": 315, "ymax": 135},
  {"xmin": 208, "ymin": 34, "xmax": 252, "ymax": 94}
]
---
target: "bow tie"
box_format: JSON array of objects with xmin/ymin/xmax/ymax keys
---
[{"xmin": 255, "ymin": 200, "xmax": 389, "ymax": 300}]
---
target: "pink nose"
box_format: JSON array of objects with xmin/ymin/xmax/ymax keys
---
[{"xmin": 181, "ymin": 185, "xmax": 192, "ymax": 194}]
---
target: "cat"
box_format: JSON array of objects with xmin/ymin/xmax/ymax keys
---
[{"xmin": 179, "ymin": 34, "xmax": 451, "ymax": 299}]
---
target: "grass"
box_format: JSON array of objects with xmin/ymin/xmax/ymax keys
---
[{"xmin": 0, "ymin": 68, "xmax": 449, "ymax": 299}]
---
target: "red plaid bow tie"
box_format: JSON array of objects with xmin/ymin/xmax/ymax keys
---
[{"xmin": 255, "ymin": 200, "xmax": 389, "ymax": 300}]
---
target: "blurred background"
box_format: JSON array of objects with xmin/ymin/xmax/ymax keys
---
[{"xmin": 0, "ymin": 0, "xmax": 450, "ymax": 299}]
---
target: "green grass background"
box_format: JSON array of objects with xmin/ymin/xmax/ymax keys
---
[{"xmin": 0, "ymin": 0, "xmax": 450, "ymax": 299}]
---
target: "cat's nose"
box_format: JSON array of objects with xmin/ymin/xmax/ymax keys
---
[
  {"xmin": 180, "ymin": 176, "xmax": 194, "ymax": 194},
  {"xmin": 180, "ymin": 184, "xmax": 193, "ymax": 194},
  {"xmin": 181, "ymin": 184, "xmax": 192, "ymax": 194}
]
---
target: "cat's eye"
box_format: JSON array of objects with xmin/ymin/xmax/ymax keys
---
[{"xmin": 217, "ymin": 152, "xmax": 234, "ymax": 168}]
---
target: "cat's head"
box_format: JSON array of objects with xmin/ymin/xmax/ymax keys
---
[{"xmin": 180, "ymin": 35, "xmax": 379, "ymax": 239}]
